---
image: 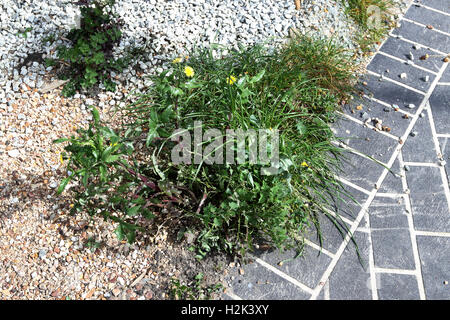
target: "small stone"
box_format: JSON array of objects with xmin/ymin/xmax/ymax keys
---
[
  {"xmin": 439, "ymin": 160, "xmax": 447, "ymax": 167},
  {"xmin": 420, "ymin": 54, "xmax": 429, "ymax": 60},
  {"xmin": 444, "ymin": 57, "xmax": 449, "ymax": 63},
  {"xmin": 49, "ymin": 182, "xmax": 58, "ymax": 189},
  {"xmin": 112, "ymin": 288, "xmax": 121, "ymax": 297},
  {"xmin": 8, "ymin": 149, "xmax": 20, "ymax": 158},
  {"xmin": 423, "ymin": 75, "xmax": 430, "ymax": 82},
  {"xmin": 400, "ymin": 73, "xmax": 407, "ymax": 79},
  {"xmin": 413, "ymin": 44, "xmax": 421, "ymax": 50},
  {"xmin": 407, "ymin": 52, "xmax": 414, "ymax": 60},
  {"xmin": 407, "ymin": 104, "xmax": 416, "ymax": 109},
  {"xmin": 426, "ymin": 25, "xmax": 434, "ymax": 29},
  {"xmin": 239, "ymin": 268, "xmax": 245, "ymax": 275},
  {"xmin": 404, "ymin": 165, "xmax": 410, "ymax": 172},
  {"xmin": 383, "ymin": 107, "xmax": 391, "ymax": 112},
  {"xmin": 410, "ymin": 131, "xmax": 418, "ymax": 137},
  {"xmin": 356, "ymin": 105, "xmax": 363, "ymax": 110},
  {"xmin": 420, "ymin": 113, "xmax": 425, "ymax": 118},
  {"xmin": 403, "ymin": 114, "xmax": 409, "ymax": 119}
]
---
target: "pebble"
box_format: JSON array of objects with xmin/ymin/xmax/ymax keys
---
[
  {"xmin": 410, "ymin": 131, "xmax": 418, "ymax": 137},
  {"xmin": 407, "ymin": 104, "xmax": 416, "ymax": 109},
  {"xmin": 400, "ymin": 73, "xmax": 407, "ymax": 79}
]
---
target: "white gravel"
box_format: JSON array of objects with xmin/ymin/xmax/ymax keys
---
[{"xmin": 0, "ymin": 0, "xmax": 376, "ymax": 100}]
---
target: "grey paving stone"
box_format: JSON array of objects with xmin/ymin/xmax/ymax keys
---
[
  {"xmin": 378, "ymin": 156, "xmax": 404, "ymax": 193},
  {"xmin": 417, "ymin": 236, "xmax": 450, "ymax": 299},
  {"xmin": 316, "ymin": 287, "xmax": 325, "ymax": 300},
  {"xmin": 377, "ymin": 273, "xmax": 421, "ymax": 300},
  {"xmin": 229, "ymin": 261, "xmax": 310, "ymax": 299},
  {"xmin": 369, "ymin": 196, "xmax": 409, "ymax": 229},
  {"xmin": 358, "ymin": 74, "xmax": 424, "ymax": 112},
  {"xmin": 343, "ymin": 96, "xmax": 412, "ymax": 138},
  {"xmin": 440, "ymin": 67, "xmax": 450, "ymax": 82},
  {"xmin": 257, "ymin": 245, "xmax": 332, "ymax": 289},
  {"xmin": 334, "ymin": 117, "xmax": 398, "ymax": 164},
  {"xmin": 379, "ymin": 37, "xmax": 444, "ymax": 73},
  {"xmin": 367, "ymin": 54, "xmax": 436, "ymax": 92},
  {"xmin": 338, "ymin": 150, "xmax": 386, "ymax": 191},
  {"xmin": 438, "ymin": 137, "xmax": 450, "ymax": 182},
  {"xmin": 420, "ymin": 0, "xmax": 450, "ymax": 14},
  {"xmin": 404, "ymin": 5, "xmax": 450, "ymax": 33},
  {"xmin": 328, "ymin": 231, "xmax": 372, "ymax": 300},
  {"xmin": 392, "ymin": 20, "xmax": 450, "ymax": 53},
  {"xmin": 406, "ymin": 166, "xmax": 450, "ymax": 232},
  {"xmin": 371, "ymin": 228, "xmax": 416, "ymax": 269},
  {"xmin": 429, "ymin": 85, "xmax": 450, "ymax": 134},
  {"xmin": 402, "ymin": 112, "xmax": 438, "ymax": 162},
  {"xmin": 306, "ymin": 212, "xmax": 350, "ymax": 255}
]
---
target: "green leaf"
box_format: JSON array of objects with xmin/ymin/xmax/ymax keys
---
[
  {"xmin": 296, "ymin": 121, "xmax": 307, "ymax": 135},
  {"xmin": 114, "ymin": 225, "xmax": 124, "ymax": 241},
  {"xmin": 56, "ymin": 177, "xmax": 71, "ymax": 194},
  {"xmin": 90, "ymin": 106, "xmax": 100, "ymax": 125},
  {"xmin": 249, "ymin": 70, "xmax": 265, "ymax": 83},
  {"xmin": 126, "ymin": 205, "xmax": 141, "ymax": 217}
]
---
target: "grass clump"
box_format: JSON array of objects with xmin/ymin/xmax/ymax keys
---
[
  {"xmin": 55, "ymin": 34, "xmax": 358, "ymax": 259},
  {"xmin": 341, "ymin": 0, "xmax": 395, "ymax": 53}
]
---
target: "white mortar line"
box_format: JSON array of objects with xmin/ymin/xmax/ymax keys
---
[
  {"xmin": 366, "ymin": 69, "xmax": 427, "ymax": 95},
  {"xmin": 402, "ymin": 17, "xmax": 450, "ymax": 38},
  {"xmin": 336, "ymin": 176, "xmax": 373, "ymax": 195},
  {"xmin": 323, "ymin": 280, "xmax": 330, "ymax": 300},
  {"xmin": 304, "ymin": 239, "xmax": 335, "ymax": 258},
  {"xmin": 387, "ymin": 33, "xmax": 447, "ymax": 56},
  {"xmin": 310, "ymin": 45, "xmax": 449, "ymax": 300},
  {"xmin": 415, "ymin": 230, "xmax": 450, "ymax": 237},
  {"xmin": 404, "ymin": 161, "xmax": 441, "ymax": 167},
  {"xmin": 398, "ymin": 151, "xmax": 427, "ymax": 300},
  {"xmin": 251, "ymin": 256, "xmax": 314, "ymax": 294},
  {"xmin": 437, "ymin": 82, "xmax": 450, "ymax": 85},
  {"xmin": 224, "ymin": 291, "xmax": 243, "ymax": 300},
  {"xmin": 337, "ymin": 111, "xmax": 400, "ymax": 141},
  {"xmin": 437, "ymin": 133, "xmax": 450, "ymax": 138},
  {"xmin": 323, "ymin": 207, "xmax": 355, "ymax": 226},
  {"xmin": 376, "ymin": 50, "xmax": 439, "ymax": 75},
  {"xmin": 375, "ymin": 192, "xmax": 406, "ymax": 198},
  {"xmin": 413, "ymin": 2, "xmax": 450, "ymax": 17},
  {"xmin": 374, "ymin": 267, "xmax": 417, "ymax": 275}
]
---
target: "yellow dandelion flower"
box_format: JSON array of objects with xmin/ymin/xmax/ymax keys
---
[
  {"xmin": 226, "ymin": 75, "xmax": 237, "ymax": 85},
  {"xmin": 60, "ymin": 154, "xmax": 64, "ymax": 164},
  {"xmin": 69, "ymin": 204, "xmax": 74, "ymax": 208},
  {"xmin": 172, "ymin": 57, "xmax": 182, "ymax": 64},
  {"xmin": 301, "ymin": 161, "xmax": 309, "ymax": 167},
  {"xmin": 184, "ymin": 66, "xmax": 194, "ymax": 77}
]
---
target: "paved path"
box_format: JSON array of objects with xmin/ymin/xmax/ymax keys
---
[{"xmin": 224, "ymin": 0, "xmax": 450, "ymax": 300}]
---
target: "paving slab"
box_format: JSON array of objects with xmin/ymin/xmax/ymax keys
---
[
  {"xmin": 406, "ymin": 166, "xmax": 450, "ymax": 232},
  {"xmin": 417, "ymin": 236, "xmax": 450, "ymax": 299},
  {"xmin": 392, "ymin": 20, "xmax": 450, "ymax": 53},
  {"xmin": 419, "ymin": 0, "xmax": 450, "ymax": 14},
  {"xmin": 328, "ymin": 231, "xmax": 372, "ymax": 300},
  {"xmin": 358, "ymin": 74, "xmax": 424, "ymax": 112},
  {"xmin": 371, "ymin": 228, "xmax": 416, "ymax": 269},
  {"xmin": 404, "ymin": 5, "xmax": 450, "ymax": 33},
  {"xmin": 334, "ymin": 117, "xmax": 398, "ymax": 164},
  {"xmin": 378, "ymin": 156, "xmax": 404, "ymax": 193},
  {"xmin": 377, "ymin": 273, "xmax": 421, "ymax": 300},
  {"xmin": 402, "ymin": 111, "xmax": 438, "ymax": 162},
  {"xmin": 228, "ymin": 261, "xmax": 311, "ymax": 299},
  {"xmin": 379, "ymin": 36, "xmax": 445, "ymax": 73},
  {"xmin": 369, "ymin": 196, "xmax": 409, "ymax": 229},
  {"xmin": 343, "ymin": 96, "xmax": 412, "ymax": 138},
  {"xmin": 367, "ymin": 53, "xmax": 436, "ymax": 92},
  {"xmin": 429, "ymin": 85, "xmax": 450, "ymax": 134}
]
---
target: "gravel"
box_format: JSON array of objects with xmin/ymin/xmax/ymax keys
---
[{"xmin": 0, "ymin": 0, "xmax": 412, "ymax": 300}]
